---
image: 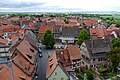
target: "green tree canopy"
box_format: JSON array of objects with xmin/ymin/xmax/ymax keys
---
[
  {"xmin": 41, "ymin": 30, "xmax": 55, "ymax": 48},
  {"xmin": 86, "ymin": 70, "xmax": 94, "ymax": 80},
  {"xmin": 107, "ymin": 47, "xmax": 120, "ymax": 72},
  {"xmin": 77, "ymin": 28, "xmax": 90, "ymax": 46},
  {"xmin": 112, "ymin": 38, "xmax": 120, "ymax": 48}
]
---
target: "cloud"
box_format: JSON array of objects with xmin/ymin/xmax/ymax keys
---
[
  {"xmin": 0, "ymin": 0, "xmax": 45, "ymax": 8},
  {"xmin": 0, "ymin": 0, "xmax": 120, "ymax": 12}
]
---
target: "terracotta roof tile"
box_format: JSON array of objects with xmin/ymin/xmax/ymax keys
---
[
  {"xmin": 46, "ymin": 51, "xmax": 58, "ymax": 78},
  {"xmin": 0, "ymin": 38, "xmax": 8, "ymax": 45},
  {"xmin": 39, "ymin": 26, "xmax": 53, "ymax": 33},
  {"xmin": 66, "ymin": 45, "xmax": 81, "ymax": 60},
  {"xmin": 13, "ymin": 54, "xmax": 34, "ymax": 75},
  {"xmin": 0, "ymin": 63, "xmax": 32, "ymax": 80},
  {"xmin": 16, "ymin": 40, "xmax": 37, "ymax": 64},
  {"xmin": 90, "ymin": 28, "xmax": 107, "ymax": 37}
]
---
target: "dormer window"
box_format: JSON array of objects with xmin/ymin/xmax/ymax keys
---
[
  {"xmin": 50, "ymin": 64, "xmax": 53, "ymax": 68},
  {"xmin": 50, "ymin": 59, "xmax": 53, "ymax": 62},
  {"xmin": 27, "ymin": 54, "xmax": 32, "ymax": 59},
  {"xmin": 30, "ymin": 48, "xmax": 34, "ymax": 53}
]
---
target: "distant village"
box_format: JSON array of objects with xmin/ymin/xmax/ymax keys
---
[{"xmin": 0, "ymin": 14, "xmax": 120, "ymax": 80}]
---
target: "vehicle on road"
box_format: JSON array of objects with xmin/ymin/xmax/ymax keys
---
[{"xmin": 38, "ymin": 47, "xmax": 43, "ymax": 57}]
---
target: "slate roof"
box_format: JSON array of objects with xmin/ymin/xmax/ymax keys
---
[
  {"xmin": 84, "ymin": 38, "xmax": 112, "ymax": 58},
  {"xmin": 61, "ymin": 27, "xmax": 82, "ymax": 37}
]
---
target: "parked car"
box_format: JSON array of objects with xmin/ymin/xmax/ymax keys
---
[{"xmin": 38, "ymin": 48, "xmax": 43, "ymax": 57}]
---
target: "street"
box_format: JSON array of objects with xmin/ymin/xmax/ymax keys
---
[{"xmin": 34, "ymin": 44, "xmax": 48, "ymax": 80}]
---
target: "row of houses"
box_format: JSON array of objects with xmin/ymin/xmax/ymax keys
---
[
  {"xmin": 46, "ymin": 38, "xmax": 112, "ymax": 80},
  {"xmin": 0, "ymin": 31, "xmax": 38, "ymax": 80}
]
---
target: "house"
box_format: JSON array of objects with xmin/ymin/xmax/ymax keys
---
[
  {"xmin": 38, "ymin": 26, "xmax": 53, "ymax": 37},
  {"xmin": 0, "ymin": 63, "xmax": 32, "ymax": 80},
  {"xmin": 56, "ymin": 45, "xmax": 82, "ymax": 71},
  {"xmin": 46, "ymin": 51, "xmax": 70, "ymax": 80},
  {"xmin": 0, "ymin": 45, "xmax": 10, "ymax": 62},
  {"xmin": 60, "ymin": 27, "xmax": 82, "ymax": 44},
  {"xmin": 0, "ymin": 38, "xmax": 8, "ymax": 45},
  {"xmin": 89, "ymin": 28, "xmax": 108, "ymax": 39},
  {"xmin": 80, "ymin": 38, "xmax": 112, "ymax": 69}
]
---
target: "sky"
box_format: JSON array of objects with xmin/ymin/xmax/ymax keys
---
[{"xmin": 0, "ymin": 0, "xmax": 120, "ymax": 12}]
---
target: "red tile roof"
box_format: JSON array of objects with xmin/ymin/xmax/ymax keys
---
[
  {"xmin": 39, "ymin": 26, "xmax": 53, "ymax": 33},
  {"xmin": 0, "ymin": 63, "xmax": 32, "ymax": 80},
  {"xmin": 46, "ymin": 51, "xmax": 58, "ymax": 78},
  {"xmin": 0, "ymin": 38, "xmax": 8, "ymax": 45},
  {"xmin": 66, "ymin": 45, "xmax": 81, "ymax": 60},
  {"xmin": 16, "ymin": 40, "xmax": 37, "ymax": 64},
  {"xmin": 13, "ymin": 54, "xmax": 34, "ymax": 76},
  {"xmin": 90, "ymin": 28, "xmax": 108, "ymax": 38}
]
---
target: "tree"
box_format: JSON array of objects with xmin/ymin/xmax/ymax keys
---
[
  {"xmin": 41, "ymin": 30, "xmax": 55, "ymax": 48},
  {"xmin": 77, "ymin": 28, "xmax": 90, "ymax": 46},
  {"xmin": 86, "ymin": 70, "xmax": 94, "ymax": 80},
  {"xmin": 112, "ymin": 38, "xmax": 120, "ymax": 48},
  {"xmin": 107, "ymin": 47, "xmax": 120, "ymax": 73}
]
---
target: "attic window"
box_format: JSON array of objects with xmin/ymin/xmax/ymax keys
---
[
  {"xmin": 30, "ymin": 48, "xmax": 34, "ymax": 53},
  {"xmin": 27, "ymin": 54, "xmax": 32, "ymax": 59},
  {"xmin": 50, "ymin": 64, "xmax": 53, "ymax": 68},
  {"xmin": 19, "ymin": 76, "xmax": 26, "ymax": 80},
  {"xmin": 50, "ymin": 59, "xmax": 53, "ymax": 62}
]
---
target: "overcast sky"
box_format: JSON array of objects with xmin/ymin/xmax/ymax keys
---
[{"xmin": 0, "ymin": 0, "xmax": 120, "ymax": 12}]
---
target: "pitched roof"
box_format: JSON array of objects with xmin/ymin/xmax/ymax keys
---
[
  {"xmin": 90, "ymin": 28, "xmax": 108, "ymax": 37},
  {"xmin": 62, "ymin": 27, "xmax": 82, "ymax": 37},
  {"xmin": 66, "ymin": 45, "xmax": 81, "ymax": 60},
  {"xmin": 13, "ymin": 54, "xmax": 34, "ymax": 76},
  {"xmin": 56, "ymin": 49, "xmax": 71, "ymax": 66},
  {"xmin": 0, "ymin": 38, "xmax": 8, "ymax": 45},
  {"xmin": 46, "ymin": 51, "xmax": 58, "ymax": 78},
  {"xmin": 84, "ymin": 39, "xmax": 112, "ymax": 58},
  {"xmin": 46, "ymin": 51, "xmax": 69, "ymax": 78},
  {"xmin": 39, "ymin": 26, "xmax": 53, "ymax": 33},
  {"xmin": 0, "ymin": 63, "xmax": 32, "ymax": 80},
  {"xmin": 16, "ymin": 39, "xmax": 37, "ymax": 64}
]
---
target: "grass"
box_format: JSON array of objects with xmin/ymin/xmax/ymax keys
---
[{"xmin": 100, "ymin": 15, "xmax": 120, "ymax": 20}]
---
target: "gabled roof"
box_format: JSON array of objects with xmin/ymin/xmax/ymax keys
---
[
  {"xmin": 90, "ymin": 28, "xmax": 108, "ymax": 37},
  {"xmin": 46, "ymin": 51, "xmax": 69, "ymax": 78},
  {"xmin": 16, "ymin": 39, "xmax": 37, "ymax": 64},
  {"xmin": 66, "ymin": 45, "xmax": 81, "ymax": 60},
  {"xmin": 0, "ymin": 63, "xmax": 32, "ymax": 80},
  {"xmin": 24, "ymin": 31, "xmax": 38, "ymax": 49},
  {"xmin": 62, "ymin": 27, "xmax": 82, "ymax": 36},
  {"xmin": 84, "ymin": 38, "xmax": 112, "ymax": 58},
  {"xmin": 39, "ymin": 26, "xmax": 53, "ymax": 33},
  {"xmin": 13, "ymin": 54, "xmax": 34, "ymax": 76},
  {"xmin": 56, "ymin": 49, "xmax": 71, "ymax": 66},
  {"xmin": 0, "ymin": 38, "xmax": 8, "ymax": 45}
]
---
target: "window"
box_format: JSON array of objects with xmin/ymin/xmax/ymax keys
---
[
  {"xmin": 27, "ymin": 54, "xmax": 32, "ymax": 59},
  {"xmin": 19, "ymin": 76, "xmax": 26, "ymax": 80},
  {"xmin": 82, "ymin": 61, "xmax": 84, "ymax": 65},
  {"xmin": 93, "ymin": 59, "xmax": 95, "ymax": 62},
  {"xmin": 50, "ymin": 64, "xmax": 53, "ymax": 68},
  {"xmin": 55, "ymin": 72, "xmax": 57, "ymax": 75},
  {"xmin": 30, "ymin": 48, "xmax": 34, "ymax": 53},
  {"xmin": 50, "ymin": 59, "xmax": 53, "ymax": 62},
  {"xmin": 98, "ymin": 58, "xmax": 101, "ymax": 61}
]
